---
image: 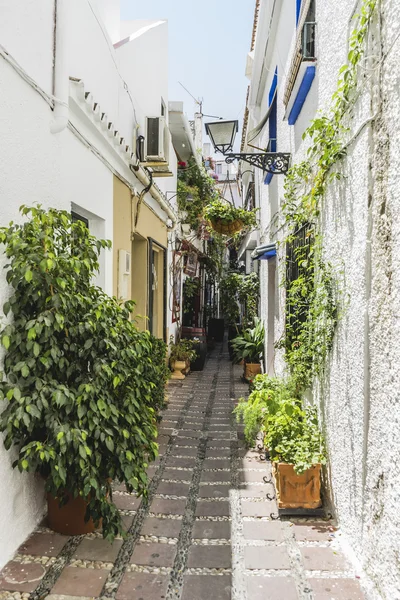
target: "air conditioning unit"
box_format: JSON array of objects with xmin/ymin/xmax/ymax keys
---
[
  {"xmin": 144, "ymin": 116, "xmax": 169, "ymax": 163},
  {"xmin": 245, "ymin": 250, "xmax": 259, "ymax": 275}
]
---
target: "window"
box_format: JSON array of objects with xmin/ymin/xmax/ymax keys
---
[
  {"xmin": 216, "ymin": 163, "xmax": 222, "ymax": 175},
  {"xmin": 284, "ymin": 0, "xmax": 317, "ymax": 109},
  {"xmin": 285, "ymin": 223, "xmax": 314, "ymax": 346},
  {"xmin": 71, "ymin": 211, "xmax": 89, "ymax": 228},
  {"xmin": 301, "ymin": 0, "xmax": 316, "ymax": 59}
]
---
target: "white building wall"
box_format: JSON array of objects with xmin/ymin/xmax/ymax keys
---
[
  {"xmin": 0, "ymin": 1, "xmax": 176, "ymax": 567},
  {"xmin": 248, "ymin": 1, "xmax": 400, "ymax": 598}
]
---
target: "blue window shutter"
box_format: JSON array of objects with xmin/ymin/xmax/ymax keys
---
[
  {"xmin": 265, "ymin": 67, "xmax": 278, "ymax": 185},
  {"xmin": 288, "ymin": 66, "xmax": 316, "ymax": 125},
  {"xmin": 296, "ymin": 0, "xmax": 302, "ymax": 25},
  {"xmin": 269, "ymin": 67, "xmax": 278, "ymax": 105}
]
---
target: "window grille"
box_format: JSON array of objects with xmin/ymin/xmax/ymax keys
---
[{"xmin": 285, "ymin": 223, "xmax": 314, "ymax": 345}]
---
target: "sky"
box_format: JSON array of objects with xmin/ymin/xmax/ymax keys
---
[{"xmin": 120, "ymin": 0, "xmax": 255, "ymax": 148}]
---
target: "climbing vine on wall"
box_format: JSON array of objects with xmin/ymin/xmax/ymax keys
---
[{"xmin": 279, "ymin": 0, "xmax": 377, "ymax": 392}]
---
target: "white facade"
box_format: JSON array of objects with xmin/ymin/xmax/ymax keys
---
[
  {"xmin": 243, "ymin": 1, "xmax": 400, "ymax": 599},
  {"xmin": 0, "ymin": 0, "xmax": 178, "ymax": 567}
]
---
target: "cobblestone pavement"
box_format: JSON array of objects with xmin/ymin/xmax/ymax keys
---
[{"xmin": 0, "ymin": 347, "xmax": 366, "ymax": 599}]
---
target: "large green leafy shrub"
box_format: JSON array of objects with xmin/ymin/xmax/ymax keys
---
[{"xmin": 0, "ymin": 206, "xmax": 168, "ymax": 540}]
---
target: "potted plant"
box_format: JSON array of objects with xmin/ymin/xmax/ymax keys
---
[
  {"xmin": 204, "ymin": 199, "xmax": 257, "ymax": 235},
  {"xmin": 234, "ymin": 375, "xmax": 299, "ymax": 446},
  {"xmin": 169, "ymin": 336, "xmax": 196, "ymax": 379},
  {"xmin": 265, "ymin": 407, "xmax": 326, "ymax": 509},
  {"xmin": 231, "ymin": 318, "xmax": 265, "ymax": 381},
  {"xmin": 0, "ymin": 206, "xmax": 168, "ymax": 540},
  {"xmin": 234, "ymin": 372, "xmax": 325, "ymax": 509}
]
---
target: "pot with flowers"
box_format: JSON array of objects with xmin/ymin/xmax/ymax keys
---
[
  {"xmin": 204, "ymin": 199, "xmax": 257, "ymax": 236},
  {"xmin": 169, "ymin": 336, "xmax": 197, "ymax": 380}
]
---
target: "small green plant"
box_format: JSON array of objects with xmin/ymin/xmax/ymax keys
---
[
  {"xmin": 231, "ymin": 318, "xmax": 264, "ymax": 364},
  {"xmin": 169, "ymin": 336, "xmax": 197, "ymax": 363},
  {"xmin": 235, "ymin": 373, "xmax": 325, "ymax": 473},
  {"xmin": 235, "ymin": 374, "xmax": 299, "ymax": 445},
  {"xmin": 265, "ymin": 407, "xmax": 326, "ymax": 474},
  {"xmin": 0, "ymin": 206, "xmax": 168, "ymax": 541},
  {"xmin": 204, "ymin": 199, "xmax": 257, "ymax": 228}
]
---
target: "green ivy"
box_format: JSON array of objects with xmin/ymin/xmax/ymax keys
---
[
  {"xmin": 280, "ymin": 0, "xmax": 377, "ymax": 392},
  {"xmin": 0, "ymin": 206, "xmax": 168, "ymax": 540},
  {"xmin": 177, "ymin": 158, "xmax": 218, "ymax": 231},
  {"xmin": 220, "ymin": 271, "xmax": 259, "ymax": 327}
]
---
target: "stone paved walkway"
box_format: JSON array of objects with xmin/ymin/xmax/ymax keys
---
[{"xmin": 0, "ymin": 346, "xmax": 366, "ymax": 599}]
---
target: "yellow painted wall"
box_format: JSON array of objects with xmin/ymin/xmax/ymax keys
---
[
  {"xmin": 113, "ymin": 177, "xmax": 132, "ymax": 300},
  {"xmin": 113, "ymin": 176, "xmax": 168, "ymax": 337}
]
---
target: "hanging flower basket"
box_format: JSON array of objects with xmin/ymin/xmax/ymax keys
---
[
  {"xmin": 204, "ymin": 199, "xmax": 258, "ymax": 236},
  {"xmin": 210, "ymin": 218, "xmax": 244, "ymax": 235}
]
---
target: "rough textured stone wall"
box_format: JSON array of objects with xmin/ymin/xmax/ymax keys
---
[{"xmin": 252, "ymin": 0, "xmax": 400, "ymax": 597}]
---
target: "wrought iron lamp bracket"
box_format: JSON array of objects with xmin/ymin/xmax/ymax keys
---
[{"xmin": 224, "ymin": 152, "xmax": 291, "ymax": 174}]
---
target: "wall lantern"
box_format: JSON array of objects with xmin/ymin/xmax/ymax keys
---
[{"xmin": 205, "ymin": 119, "xmax": 290, "ymax": 174}]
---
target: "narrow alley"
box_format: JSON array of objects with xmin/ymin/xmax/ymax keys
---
[{"xmin": 0, "ymin": 347, "xmax": 365, "ymax": 600}]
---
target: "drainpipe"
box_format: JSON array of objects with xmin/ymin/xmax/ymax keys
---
[
  {"xmin": 131, "ymin": 165, "xmax": 177, "ymax": 227},
  {"xmin": 50, "ymin": 0, "xmax": 69, "ymax": 134}
]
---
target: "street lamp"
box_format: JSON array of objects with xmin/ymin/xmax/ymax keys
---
[
  {"xmin": 205, "ymin": 119, "xmax": 290, "ymax": 174},
  {"xmin": 205, "ymin": 120, "xmax": 238, "ymax": 154}
]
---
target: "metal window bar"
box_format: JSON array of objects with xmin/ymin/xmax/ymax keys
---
[
  {"xmin": 245, "ymin": 181, "xmax": 255, "ymax": 211},
  {"xmin": 285, "ymin": 223, "xmax": 314, "ymax": 346},
  {"xmin": 302, "ymin": 22, "xmax": 316, "ymax": 60}
]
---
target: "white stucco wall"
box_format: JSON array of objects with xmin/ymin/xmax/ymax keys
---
[
  {"xmin": 0, "ymin": 0, "xmax": 176, "ymax": 567},
  {"xmin": 247, "ymin": 1, "xmax": 400, "ymax": 598}
]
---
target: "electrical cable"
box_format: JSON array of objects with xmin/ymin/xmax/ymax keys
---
[{"xmin": 0, "ymin": 43, "xmax": 66, "ymax": 109}]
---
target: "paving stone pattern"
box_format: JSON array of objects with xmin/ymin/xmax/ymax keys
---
[{"xmin": 0, "ymin": 346, "xmax": 366, "ymax": 599}]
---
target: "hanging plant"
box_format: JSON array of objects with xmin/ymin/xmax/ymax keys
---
[
  {"xmin": 204, "ymin": 199, "xmax": 257, "ymax": 235},
  {"xmin": 177, "ymin": 158, "xmax": 219, "ymax": 233}
]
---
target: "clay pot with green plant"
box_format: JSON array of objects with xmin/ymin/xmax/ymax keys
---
[
  {"xmin": 169, "ymin": 336, "xmax": 197, "ymax": 379},
  {"xmin": 235, "ymin": 373, "xmax": 326, "ymax": 509},
  {"xmin": 231, "ymin": 318, "xmax": 265, "ymax": 381},
  {"xmin": 265, "ymin": 407, "xmax": 326, "ymax": 509},
  {"xmin": 0, "ymin": 206, "xmax": 168, "ymax": 540}
]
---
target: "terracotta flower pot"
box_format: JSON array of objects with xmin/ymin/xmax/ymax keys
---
[
  {"xmin": 244, "ymin": 362, "xmax": 262, "ymax": 381},
  {"xmin": 47, "ymin": 492, "xmax": 101, "ymax": 535},
  {"xmin": 170, "ymin": 360, "xmax": 186, "ymax": 380},
  {"xmin": 273, "ymin": 462, "xmax": 322, "ymax": 509}
]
